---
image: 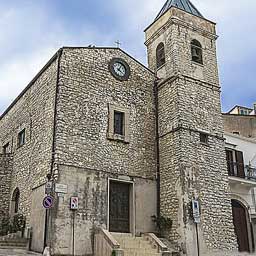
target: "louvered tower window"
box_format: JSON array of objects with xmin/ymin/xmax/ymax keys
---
[
  {"xmin": 191, "ymin": 39, "xmax": 203, "ymax": 64},
  {"xmin": 156, "ymin": 43, "xmax": 166, "ymax": 68}
]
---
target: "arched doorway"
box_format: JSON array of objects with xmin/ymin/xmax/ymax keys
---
[
  {"xmin": 10, "ymin": 188, "xmax": 20, "ymax": 216},
  {"xmin": 231, "ymin": 199, "xmax": 250, "ymax": 252}
]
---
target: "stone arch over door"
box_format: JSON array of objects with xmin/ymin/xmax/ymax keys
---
[
  {"xmin": 10, "ymin": 187, "xmax": 20, "ymax": 217},
  {"xmin": 231, "ymin": 199, "xmax": 250, "ymax": 252}
]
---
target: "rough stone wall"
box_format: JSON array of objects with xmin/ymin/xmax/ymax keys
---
[
  {"xmin": 0, "ymin": 154, "xmax": 13, "ymax": 223},
  {"xmin": 146, "ymin": 7, "xmax": 238, "ymax": 255},
  {"xmin": 54, "ymin": 48, "xmax": 156, "ymax": 179},
  {"xmin": 0, "ymin": 57, "xmax": 58, "ymax": 224},
  {"xmin": 158, "ymin": 77, "xmax": 237, "ymax": 255},
  {"xmin": 223, "ymin": 114, "xmax": 256, "ymax": 138},
  {"xmin": 49, "ymin": 48, "xmax": 157, "ymax": 255}
]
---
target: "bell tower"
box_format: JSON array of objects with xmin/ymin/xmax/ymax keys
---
[{"xmin": 145, "ymin": 0, "xmax": 238, "ymax": 255}]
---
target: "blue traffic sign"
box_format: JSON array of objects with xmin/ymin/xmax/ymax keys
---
[{"xmin": 43, "ymin": 196, "xmax": 54, "ymax": 209}]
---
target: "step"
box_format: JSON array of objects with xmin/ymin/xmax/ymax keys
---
[
  {"xmin": 0, "ymin": 238, "xmax": 28, "ymax": 242},
  {"xmin": 120, "ymin": 240, "xmax": 156, "ymax": 249},
  {"xmin": 0, "ymin": 246, "xmax": 28, "ymax": 249},
  {"xmin": 124, "ymin": 248, "xmax": 160, "ymax": 254},
  {"xmin": 0, "ymin": 239, "xmax": 28, "ymax": 248},
  {"xmin": 111, "ymin": 233, "xmax": 161, "ymax": 256},
  {"xmin": 123, "ymin": 252, "xmax": 161, "ymax": 256}
]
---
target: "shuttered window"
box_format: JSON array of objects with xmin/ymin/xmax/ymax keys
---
[
  {"xmin": 235, "ymin": 151, "xmax": 245, "ymax": 178},
  {"xmin": 226, "ymin": 150, "xmax": 234, "ymax": 176}
]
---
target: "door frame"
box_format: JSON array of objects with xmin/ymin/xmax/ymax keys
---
[
  {"xmin": 231, "ymin": 198, "xmax": 252, "ymax": 252},
  {"xmin": 107, "ymin": 178, "xmax": 135, "ymax": 234}
]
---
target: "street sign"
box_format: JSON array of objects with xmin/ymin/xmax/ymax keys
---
[
  {"xmin": 43, "ymin": 196, "xmax": 54, "ymax": 209},
  {"xmin": 45, "ymin": 182, "xmax": 53, "ymax": 195},
  {"xmin": 192, "ymin": 200, "xmax": 201, "ymax": 223},
  {"xmin": 70, "ymin": 197, "xmax": 79, "ymax": 210},
  {"xmin": 57, "ymin": 193, "xmax": 65, "ymax": 197},
  {"xmin": 55, "ymin": 184, "xmax": 68, "ymax": 194}
]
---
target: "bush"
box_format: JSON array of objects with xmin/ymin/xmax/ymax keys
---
[
  {"xmin": 0, "ymin": 214, "xmax": 26, "ymax": 236},
  {"xmin": 11, "ymin": 214, "xmax": 26, "ymax": 233},
  {"xmin": 152, "ymin": 215, "xmax": 172, "ymax": 238},
  {"xmin": 0, "ymin": 216, "xmax": 11, "ymax": 236}
]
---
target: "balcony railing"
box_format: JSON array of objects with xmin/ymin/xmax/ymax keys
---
[{"xmin": 228, "ymin": 162, "xmax": 256, "ymax": 181}]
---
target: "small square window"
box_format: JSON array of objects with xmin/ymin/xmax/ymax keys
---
[
  {"xmin": 3, "ymin": 142, "xmax": 10, "ymax": 154},
  {"xmin": 18, "ymin": 129, "xmax": 25, "ymax": 148},
  {"xmin": 200, "ymin": 133, "xmax": 208, "ymax": 144},
  {"xmin": 114, "ymin": 111, "xmax": 124, "ymax": 136}
]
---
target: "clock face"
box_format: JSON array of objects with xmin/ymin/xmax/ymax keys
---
[
  {"xmin": 113, "ymin": 62, "xmax": 126, "ymax": 77},
  {"xmin": 109, "ymin": 58, "xmax": 130, "ymax": 81}
]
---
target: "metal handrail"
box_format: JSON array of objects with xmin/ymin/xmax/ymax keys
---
[{"xmin": 227, "ymin": 162, "xmax": 256, "ymax": 181}]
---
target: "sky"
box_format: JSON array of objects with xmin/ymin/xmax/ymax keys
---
[{"xmin": 0, "ymin": 0, "xmax": 255, "ymax": 114}]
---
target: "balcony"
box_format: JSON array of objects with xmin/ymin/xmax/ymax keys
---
[{"xmin": 228, "ymin": 162, "xmax": 256, "ymax": 186}]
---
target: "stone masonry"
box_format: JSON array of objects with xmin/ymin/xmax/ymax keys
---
[
  {"xmin": 0, "ymin": 154, "xmax": 13, "ymax": 223},
  {"xmin": 145, "ymin": 7, "xmax": 238, "ymax": 255},
  {"xmin": 0, "ymin": 56, "xmax": 58, "ymax": 226},
  {"xmin": 48, "ymin": 47, "xmax": 157, "ymax": 255}
]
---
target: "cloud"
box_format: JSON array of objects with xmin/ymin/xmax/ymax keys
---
[
  {"xmin": 0, "ymin": 0, "xmax": 255, "ymax": 114},
  {"xmin": 0, "ymin": 1, "xmax": 111, "ymax": 114}
]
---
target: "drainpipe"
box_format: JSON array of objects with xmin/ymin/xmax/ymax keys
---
[{"xmin": 154, "ymin": 78, "xmax": 160, "ymax": 218}]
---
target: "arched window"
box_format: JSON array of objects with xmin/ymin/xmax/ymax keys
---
[
  {"xmin": 191, "ymin": 39, "xmax": 203, "ymax": 64},
  {"xmin": 12, "ymin": 188, "xmax": 20, "ymax": 214},
  {"xmin": 156, "ymin": 43, "xmax": 165, "ymax": 68}
]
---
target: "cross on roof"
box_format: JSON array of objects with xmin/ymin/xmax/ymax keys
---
[{"xmin": 115, "ymin": 40, "xmax": 121, "ymax": 48}]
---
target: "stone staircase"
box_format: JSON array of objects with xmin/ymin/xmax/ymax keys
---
[
  {"xmin": 0, "ymin": 233, "xmax": 28, "ymax": 249},
  {"xmin": 112, "ymin": 233, "xmax": 161, "ymax": 256}
]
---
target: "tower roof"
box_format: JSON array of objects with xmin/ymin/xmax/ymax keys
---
[{"xmin": 155, "ymin": 0, "xmax": 203, "ymax": 20}]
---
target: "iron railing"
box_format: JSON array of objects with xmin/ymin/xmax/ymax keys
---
[{"xmin": 227, "ymin": 162, "xmax": 256, "ymax": 181}]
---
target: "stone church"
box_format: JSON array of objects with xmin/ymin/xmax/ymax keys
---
[{"xmin": 0, "ymin": 0, "xmax": 243, "ymax": 255}]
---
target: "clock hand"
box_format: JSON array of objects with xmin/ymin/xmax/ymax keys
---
[{"xmin": 118, "ymin": 67, "xmax": 123, "ymax": 73}]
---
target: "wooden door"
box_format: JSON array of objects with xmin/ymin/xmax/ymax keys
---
[
  {"xmin": 109, "ymin": 181, "xmax": 130, "ymax": 233},
  {"xmin": 232, "ymin": 200, "xmax": 250, "ymax": 252}
]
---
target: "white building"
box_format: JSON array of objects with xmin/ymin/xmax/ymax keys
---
[{"xmin": 225, "ymin": 132, "xmax": 256, "ymax": 252}]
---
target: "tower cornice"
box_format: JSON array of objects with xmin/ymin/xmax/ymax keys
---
[{"xmin": 145, "ymin": 16, "xmax": 218, "ymax": 46}]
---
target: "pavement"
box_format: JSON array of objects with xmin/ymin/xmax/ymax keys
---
[{"xmin": 0, "ymin": 249, "xmax": 41, "ymax": 256}]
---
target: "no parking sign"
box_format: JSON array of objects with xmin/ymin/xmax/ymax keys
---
[{"xmin": 43, "ymin": 195, "xmax": 54, "ymax": 209}]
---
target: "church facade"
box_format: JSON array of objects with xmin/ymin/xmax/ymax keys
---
[{"xmin": 0, "ymin": 1, "xmax": 245, "ymax": 255}]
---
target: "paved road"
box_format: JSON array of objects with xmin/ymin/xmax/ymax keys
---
[{"xmin": 0, "ymin": 249, "xmax": 41, "ymax": 256}]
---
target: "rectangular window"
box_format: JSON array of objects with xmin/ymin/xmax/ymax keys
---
[
  {"xmin": 200, "ymin": 133, "xmax": 208, "ymax": 144},
  {"xmin": 225, "ymin": 149, "xmax": 245, "ymax": 179},
  {"xmin": 226, "ymin": 150, "xmax": 234, "ymax": 176},
  {"xmin": 108, "ymin": 104, "xmax": 130, "ymax": 143},
  {"xmin": 114, "ymin": 111, "xmax": 124, "ymax": 136},
  {"xmin": 3, "ymin": 142, "xmax": 10, "ymax": 154},
  {"xmin": 18, "ymin": 129, "xmax": 25, "ymax": 147},
  {"xmin": 235, "ymin": 150, "xmax": 245, "ymax": 178}
]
